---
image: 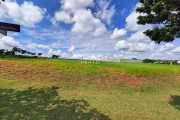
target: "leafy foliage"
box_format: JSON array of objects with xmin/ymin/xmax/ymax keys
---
[
  {"xmin": 0, "ymin": 49, "xmax": 4, "ymax": 55},
  {"xmin": 142, "ymin": 59, "xmax": 156, "ymax": 63},
  {"xmin": 52, "ymin": 55, "xmax": 59, "ymax": 58},
  {"xmin": 37, "ymin": 53, "xmax": 42, "ymax": 56},
  {"xmin": 136, "ymin": 0, "xmax": 180, "ymax": 43}
]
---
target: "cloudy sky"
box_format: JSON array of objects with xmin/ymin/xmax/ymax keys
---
[{"xmin": 0, "ymin": 0, "xmax": 180, "ymax": 60}]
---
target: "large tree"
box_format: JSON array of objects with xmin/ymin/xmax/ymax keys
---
[
  {"xmin": 136, "ymin": 0, "xmax": 180, "ymax": 43},
  {"xmin": 0, "ymin": 49, "xmax": 4, "ymax": 55},
  {"xmin": 12, "ymin": 47, "xmax": 21, "ymax": 55}
]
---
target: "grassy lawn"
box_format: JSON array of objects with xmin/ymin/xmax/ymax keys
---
[{"xmin": 0, "ymin": 58, "xmax": 180, "ymax": 120}]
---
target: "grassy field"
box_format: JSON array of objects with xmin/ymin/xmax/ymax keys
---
[{"xmin": 0, "ymin": 58, "xmax": 180, "ymax": 120}]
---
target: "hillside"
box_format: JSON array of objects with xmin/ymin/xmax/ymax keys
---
[{"xmin": 0, "ymin": 58, "xmax": 180, "ymax": 119}]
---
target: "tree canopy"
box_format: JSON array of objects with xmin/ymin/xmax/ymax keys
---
[{"xmin": 136, "ymin": 0, "xmax": 180, "ymax": 43}]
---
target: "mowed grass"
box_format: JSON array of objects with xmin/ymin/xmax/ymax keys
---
[{"xmin": 0, "ymin": 58, "xmax": 180, "ymax": 120}]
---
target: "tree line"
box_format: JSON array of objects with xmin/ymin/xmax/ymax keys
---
[{"xmin": 0, "ymin": 47, "xmax": 42, "ymax": 56}]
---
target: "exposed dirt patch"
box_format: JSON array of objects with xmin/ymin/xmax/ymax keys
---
[
  {"xmin": 106, "ymin": 68, "xmax": 146, "ymax": 87},
  {"xmin": 0, "ymin": 61, "xmax": 146, "ymax": 88}
]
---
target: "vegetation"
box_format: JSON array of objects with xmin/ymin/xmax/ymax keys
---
[
  {"xmin": 52, "ymin": 55, "xmax": 60, "ymax": 58},
  {"xmin": 136, "ymin": 0, "xmax": 180, "ymax": 43},
  {"xmin": 142, "ymin": 58, "xmax": 156, "ymax": 63},
  {"xmin": 0, "ymin": 58, "xmax": 180, "ymax": 119},
  {"xmin": 0, "ymin": 47, "xmax": 41, "ymax": 57}
]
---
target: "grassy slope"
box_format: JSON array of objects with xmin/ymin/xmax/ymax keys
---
[{"xmin": 0, "ymin": 58, "xmax": 180, "ymax": 120}]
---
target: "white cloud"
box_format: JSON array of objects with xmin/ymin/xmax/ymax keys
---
[
  {"xmin": 68, "ymin": 45, "xmax": 75, "ymax": 52},
  {"xmin": 0, "ymin": 36, "xmax": 21, "ymax": 50},
  {"xmin": 114, "ymin": 54, "xmax": 123, "ymax": 58},
  {"xmin": 61, "ymin": 52, "xmax": 69, "ymax": 58},
  {"xmin": 72, "ymin": 54, "xmax": 83, "ymax": 59},
  {"xmin": 170, "ymin": 47, "xmax": 180, "ymax": 54},
  {"xmin": 131, "ymin": 43, "xmax": 149, "ymax": 52},
  {"xmin": 54, "ymin": 10, "xmax": 73, "ymax": 24},
  {"xmin": 158, "ymin": 43, "xmax": 176, "ymax": 52},
  {"xmin": 27, "ymin": 43, "xmax": 49, "ymax": 49},
  {"xmin": 61, "ymin": 0, "xmax": 94, "ymax": 10},
  {"xmin": 149, "ymin": 53, "xmax": 165, "ymax": 59},
  {"xmin": 72, "ymin": 9, "xmax": 106, "ymax": 36},
  {"xmin": 0, "ymin": 1, "xmax": 46, "ymax": 27},
  {"xmin": 110, "ymin": 28, "xmax": 126, "ymax": 39},
  {"xmin": 84, "ymin": 44, "xmax": 97, "ymax": 51},
  {"xmin": 125, "ymin": 4, "xmax": 152, "ymax": 31},
  {"xmin": 96, "ymin": 0, "xmax": 115, "ymax": 24},
  {"xmin": 114, "ymin": 40, "xmax": 130, "ymax": 50},
  {"xmin": 50, "ymin": 0, "xmax": 107, "ymax": 36},
  {"xmin": 127, "ymin": 30, "xmax": 151, "ymax": 43},
  {"xmin": 48, "ymin": 49, "xmax": 61, "ymax": 55}
]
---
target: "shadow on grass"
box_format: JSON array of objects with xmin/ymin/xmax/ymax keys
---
[
  {"xmin": 169, "ymin": 95, "xmax": 180, "ymax": 111},
  {"xmin": 0, "ymin": 86, "xmax": 110, "ymax": 120}
]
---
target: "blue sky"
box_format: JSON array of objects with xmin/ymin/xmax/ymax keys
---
[{"xmin": 0, "ymin": 0, "xmax": 180, "ymax": 60}]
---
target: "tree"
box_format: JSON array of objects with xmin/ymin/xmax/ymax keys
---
[
  {"xmin": 20, "ymin": 49, "xmax": 27, "ymax": 54},
  {"xmin": 37, "ymin": 53, "xmax": 42, "ymax": 56},
  {"xmin": 5, "ymin": 50, "xmax": 14, "ymax": 56},
  {"xmin": 52, "ymin": 55, "xmax": 59, "ymax": 59},
  {"xmin": 31, "ymin": 52, "xmax": 36, "ymax": 56},
  {"xmin": 142, "ymin": 59, "xmax": 156, "ymax": 63},
  {"xmin": 136, "ymin": 0, "xmax": 180, "ymax": 43},
  {"xmin": 0, "ymin": 49, "xmax": 4, "ymax": 55},
  {"xmin": 12, "ymin": 47, "xmax": 20, "ymax": 55}
]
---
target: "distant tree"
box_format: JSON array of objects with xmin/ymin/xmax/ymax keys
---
[
  {"xmin": 5, "ymin": 50, "xmax": 14, "ymax": 56},
  {"xmin": 142, "ymin": 59, "xmax": 156, "ymax": 63},
  {"xmin": 132, "ymin": 58, "xmax": 137, "ymax": 60},
  {"xmin": 20, "ymin": 49, "xmax": 27, "ymax": 54},
  {"xmin": 52, "ymin": 55, "xmax": 59, "ymax": 59},
  {"xmin": 37, "ymin": 53, "xmax": 42, "ymax": 56},
  {"xmin": 173, "ymin": 61, "xmax": 178, "ymax": 65},
  {"xmin": 12, "ymin": 47, "xmax": 20, "ymax": 55},
  {"xmin": 31, "ymin": 52, "xmax": 36, "ymax": 56},
  {"xmin": 136, "ymin": 0, "xmax": 180, "ymax": 43},
  {"xmin": 27, "ymin": 51, "xmax": 31, "ymax": 55},
  {"xmin": 0, "ymin": 49, "xmax": 4, "ymax": 55}
]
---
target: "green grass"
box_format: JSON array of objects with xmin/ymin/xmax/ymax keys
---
[{"xmin": 0, "ymin": 58, "xmax": 180, "ymax": 120}]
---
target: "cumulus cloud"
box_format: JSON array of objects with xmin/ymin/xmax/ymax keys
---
[
  {"xmin": 110, "ymin": 28, "xmax": 126, "ymax": 39},
  {"xmin": 72, "ymin": 54, "xmax": 83, "ymax": 59},
  {"xmin": 53, "ymin": 10, "xmax": 73, "ymax": 24},
  {"xmin": 48, "ymin": 49, "xmax": 61, "ymax": 55},
  {"xmin": 170, "ymin": 47, "xmax": 180, "ymax": 54},
  {"xmin": 158, "ymin": 43, "xmax": 176, "ymax": 52},
  {"xmin": 114, "ymin": 40, "xmax": 130, "ymax": 50},
  {"xmin": 0, "ymin": 36, "xmax": 21, "ymax": 50},
  {"xmin": 131, "ymin": 43, "xmax": 149, "ymax": 52},
  {"xmin": 114, "ymin": 54, "xmax": 123, "ymax": 58},
  {"xmin": 61, "ymin": 0, "xmax": 94, "ymax": 10},
  {"xmin": 96, "ymin": 0, "xmax": 115, "ymax": 24},
  {"xmin": 27, "ymin": 43, "xmax": 49, "ymax": 49},
  {"xmin": 127, "ymin": 30, "xmax": 151, "ymax": 43},
  {"xmin": 61, "ymin": 52, "xmax": 69, "ymax": 58},
  {"xmin": 84, "ymin": 44, "xmax": 97, "ymax": 51},
  {"xmin": 72, "ymin": 53, "xmax": 102, "ymax": 60},
  {"xmin": 149, "ymin": 53, "xmax": 165, "ymax": 59},
  {"xmin": 72, "ymin": 9, "xmax": 106, "ymax": 36},
  {"xmin": 50, "ymin": 0, "xmax": 107, "ymax": 36},
  {"xmin": 125, "ymin": 4, "xmax": 152, "ymax": 31},
  {"xmin": 0, "ymin": 1, "xmax": 46, "ymax": 27},
  {"xmin": 68, "ymin": 45, "xmax": 75, "ymax": 52}
]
